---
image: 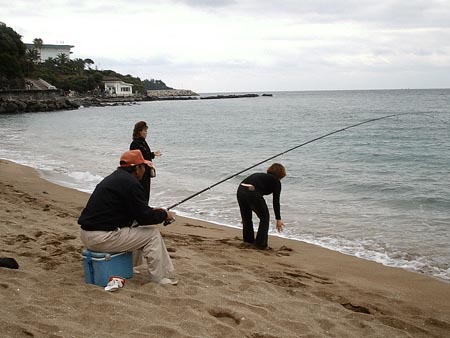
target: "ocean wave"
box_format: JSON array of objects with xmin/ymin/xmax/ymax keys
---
[
  {"xmin": 279, "ymin": 232, "xmax": 450, "ymax": 282},
  {"xmin": 68, "ymin": 171, "xmax": 104, "ymax": 183}
]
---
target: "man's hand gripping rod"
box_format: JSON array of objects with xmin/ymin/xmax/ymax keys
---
[{"xmin": 163, "ymin": 217, "xmax": 175, "ymax": 226}]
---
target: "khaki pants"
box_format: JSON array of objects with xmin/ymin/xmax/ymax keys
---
[{"xmin": 80, "ymin": 226, "xmax": 174, "ymax": 282}]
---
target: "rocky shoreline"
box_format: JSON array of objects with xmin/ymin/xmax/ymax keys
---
[
  {"xmin": 0, "ymin": 97, "xmax": 79, "ymax": 113},
  {"xmin": 0, "ymin": 96, "xmax": 142, "ymax": 114},
  {"xmin": 0, "ymin": 92, "xmax": 273, "ymax": 114}
]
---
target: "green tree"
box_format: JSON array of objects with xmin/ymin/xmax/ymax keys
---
[
  {"xmin": 25, "ymin": 48, "xmax": 39, "ymax": 63},
  {"xmin": 0, "ymin": 22, "xmax": 26, "ymax": 88},
  {"xmin": 84, "ymin": 58, "xmax": 94, "ymax": 70},
  {"xmin": 32, "ymin": 38, "xmax": 43, "ymax": 62},
  {"xmin": 56, "ymin": 52, "xmax": 69, "ymax": 65},
  {"xmin": 71, "ymin": 58, "xmax": 86, "ymax": 75},
  {"xmin": 24, "ymin": 48, "xmax": 39, "ymax": 74},
  {"xmin": 42, "ymin": 57, "xmax": 57, "ymax": 69},
  {"xmin": 143, "ymin": 79, "xmax": 172, "ymax": 90}
]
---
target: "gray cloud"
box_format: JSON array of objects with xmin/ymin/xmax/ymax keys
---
[
  {"xmin": 172, "ymin": 0, "xmax": 236, "ymax": 8},
  {"xmin": 3, "ymin": 0, "xmax": 450, "ymax": 92},
  {"xmin": 5, "ymin": 0, "xmax": 450, "ymax": 27},
  {"xmin": 173, "ymin": 0, "xmax": 450, "ymax": 28}
]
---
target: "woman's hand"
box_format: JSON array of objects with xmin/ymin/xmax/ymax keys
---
[
  {"xmin": 154, "ymin": 150, "xmax": 162, "ymax": 157},
  {"xmin": 276, "ymin": 219, "xmax": 284, "ymax": 232}
]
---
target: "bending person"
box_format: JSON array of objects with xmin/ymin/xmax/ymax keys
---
[
  {"xmin": 130, "ymin": 121, "xmax": 161, "ymax": 203},
  {"xmin": 78, "ymin": 149, "xmax": 177, "ymax": 285},
  {"xmin": 236, "ymin": 163, "xmax": 286, "ymax": 249}
]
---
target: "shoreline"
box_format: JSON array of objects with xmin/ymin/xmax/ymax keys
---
[
  {"xmin": 2, "ymin": 158, "xmax": 450, "ymax": 337},
  {"xmin": 19, "ymin": 157, "xmax": 450, "ymax": 283},
  {"xmin": 5, "ymin": 156, "xmax": 449, "ymax": 283}
]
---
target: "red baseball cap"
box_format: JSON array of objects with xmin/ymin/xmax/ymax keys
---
[{"xmin": 119, "ymin": 150, "xmax": 152, "ymax": 167}]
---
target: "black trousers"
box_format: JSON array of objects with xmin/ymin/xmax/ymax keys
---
[{"xmin": 236, "ymin": 185, "xmax": 270, "ymax": 248}]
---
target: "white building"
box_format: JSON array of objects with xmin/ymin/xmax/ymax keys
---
[
  {"xmin": 24, "ymin": 43, "xmax": 74, "ymax": 62},
  {"xmin": 103, "ymin": 79, "xmax": 134, "ymax": 97}
]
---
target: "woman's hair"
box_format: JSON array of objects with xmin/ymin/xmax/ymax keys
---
[
  {"xmin": 132, "ymin": 121, "xmax": 148, "ymax": 139},
  {"xmin": 267, "ymin": 163, "xmax": 286, "ymax": 180}
]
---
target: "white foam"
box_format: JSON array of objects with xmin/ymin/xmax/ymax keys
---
[
  {"xmin": 68, "ymin": 171, "xmax": 103, "ymax": 183},
  {"xmin": 279, "ymin": 232, "xmax": 450, "ymax": 282}
]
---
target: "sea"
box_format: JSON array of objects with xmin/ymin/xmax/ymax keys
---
[{"xmin": 1, "ymin": 89, "xmax": 449, "ymax": 281}]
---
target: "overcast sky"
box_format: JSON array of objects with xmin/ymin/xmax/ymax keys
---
[{"xmin": 3, "ymin": 0, "xmax": 450, "ymax": 92}]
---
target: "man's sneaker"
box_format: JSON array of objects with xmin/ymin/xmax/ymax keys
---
[{"xmin": 157, "ymin": 277, "xmax": 178, "ymax": 285}]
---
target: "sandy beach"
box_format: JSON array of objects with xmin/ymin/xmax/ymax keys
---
[{"xmin": 1, "ymin": 159, "xmax": 450, "ymax": 338}]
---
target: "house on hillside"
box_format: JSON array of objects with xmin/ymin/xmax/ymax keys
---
[
  {"xmin": 103, "ymin": 78, "xmax": 134, "ymax": 97},
  {"xmin": 24, "ymin": 43, "xmax": 74, "ymax": 62}
]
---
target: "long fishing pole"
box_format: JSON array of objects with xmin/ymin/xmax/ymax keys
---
[{"xmin": 162, "ymin": 112, "xmax": 404, "ymax": 225}]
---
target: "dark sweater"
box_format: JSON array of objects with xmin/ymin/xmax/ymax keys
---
[
  {"xmin": 78, "ymin": 168, "xmax": 167, "ymax": 231},
  {"xmin": 130, "ymin": 137, "xmax": 154, "ymax": 202},
  {"xmin": 241, "ymin": 173, "xmax": 282, "ymax": 219},
  {"xmin": 130, "ymin": 137, "xmax": 154, "ymax": 160}
]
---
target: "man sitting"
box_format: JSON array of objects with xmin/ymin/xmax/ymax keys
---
[{"xmin": 78, "ymin": 149, "xmax": 177, "ymax": 285}]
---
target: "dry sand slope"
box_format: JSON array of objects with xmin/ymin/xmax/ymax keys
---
[{"xmin": 1, "ymin": 159, "xmax": 450, "ymax": 338}]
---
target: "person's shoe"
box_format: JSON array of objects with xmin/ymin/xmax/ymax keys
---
[
  {"xmin": 157, "ymin": 277, "xmax": 178, "ymax": 285},
  {"xmin": 104, "ymin": 276, "xmax": 125, "ymax": 292},
  {"xmin": 254, "ymin": 245, "xmax": 272, "ymax": 251}
]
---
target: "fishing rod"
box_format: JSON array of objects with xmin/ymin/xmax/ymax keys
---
[{"xmin": 162, "ymin": 112, "xmax": 408, "ymax": 225}]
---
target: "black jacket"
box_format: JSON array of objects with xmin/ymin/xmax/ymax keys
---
[
  {"xmin": 130, "ymin": 137, "xmax": 154, "ymax": 202},
  {"xmin": 78, "ymin": 168, "xmax": 167, "ymax": 231},
  {"xmin": 130, "ymin": 137, "xmax": 154, "ymax": 161},
  {"xmin": 240, "ymin": 173, "xmax": 282, "ymax": 220}
]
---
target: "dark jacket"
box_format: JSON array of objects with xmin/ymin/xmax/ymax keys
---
[
  {"xmin": 240, "ymin": 173, "xmax": 282, "ymax": 219},
  {"xmin": 130, "ymin": 137, "xmax": 154, "ymax": 202},
  {"xmin": 78, "ymin": 168, "xmax": 167, "ymax": 231},
  {"xmin": 130, "ymin": 137, "xmax": 154, "ymax": 161}
]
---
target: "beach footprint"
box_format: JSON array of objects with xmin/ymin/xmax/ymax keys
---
[{"xmin": 208, "ymin": 307, "xmax": 243, "ymax": 327}]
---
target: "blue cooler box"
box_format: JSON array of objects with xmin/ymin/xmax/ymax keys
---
[{"xmin": 82, "ymin": 250, "xmax": 133, "ymax": 287}]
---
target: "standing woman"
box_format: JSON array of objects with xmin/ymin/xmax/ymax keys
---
[
  {"xmin": 130, "ymin": 121, "xmax": 161, "ymax": 203},
  {"xmin": 236, "ymin": 163, "xmax": 286, "ymax": 249}
]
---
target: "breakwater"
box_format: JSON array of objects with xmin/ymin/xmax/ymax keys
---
[{"xmin": 146, "ymin": 92, "xmax": 273, "ymax": 101}]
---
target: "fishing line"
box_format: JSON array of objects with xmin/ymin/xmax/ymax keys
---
[{"xmin": 163, "ymin": 111, "xmax": 446, "ymax": 224}]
